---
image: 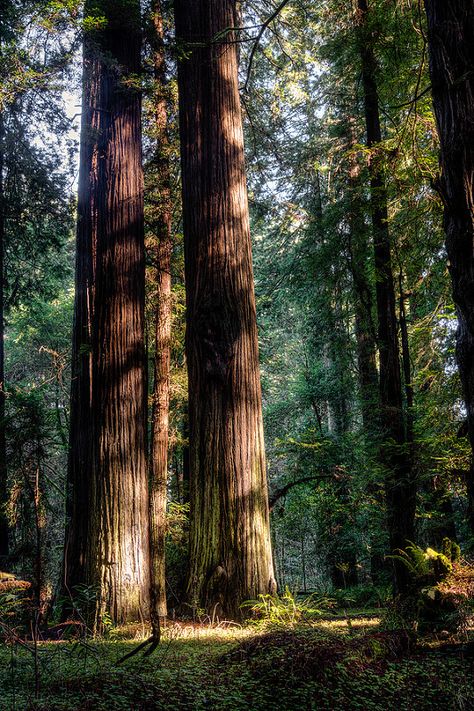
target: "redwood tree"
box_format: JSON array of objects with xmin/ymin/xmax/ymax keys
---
[
  {"xmin": 357, "ymin": 0, "xmax": 416, "ymax": 592},
  {"xmin": 424, "ymin": 0, "xmax": 474, "ymax": 534},
  {"xmin": 64, "ymin": 0, "xmax": 149, "ymax": 625},
  {"xmin": 174, "ymin": 0, "xmax": 276, "ymax": 619}
]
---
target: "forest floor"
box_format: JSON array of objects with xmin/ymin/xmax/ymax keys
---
[{"xmin": 1, "ymin": 613, "xmax": 473, "ymax": 711}]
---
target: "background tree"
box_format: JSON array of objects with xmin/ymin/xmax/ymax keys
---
[
  {"xmin": 0, "ymin": 0, "xmax": 75, "ymax": 571},
  {"xmin": 356, "ymin": 0, "xmax": 416, "ymax": 592},
  {"xmin": 241, "ymin": 0, "xmax": 468, "ymax": 591},
  {"xmin": 147, "ymin": 0, "xmax": 174, "ymax": 634}
]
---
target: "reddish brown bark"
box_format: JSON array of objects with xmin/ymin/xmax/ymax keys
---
[
  {"xmin": 174, "ymin": 0, "xmax": 276, "ymax": 619},
  {"xmin": 424, "ymin": 0, "xmax": 474, "ymax": 534},
  {"xmin": 64, "ymin": 0, "xmax": 150, "ymax": 626}
]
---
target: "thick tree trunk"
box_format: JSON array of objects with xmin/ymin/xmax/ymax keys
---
[
  {"xmin": 424, "ymin": 0, "xmax": 474, "ymax": 534},
  {"xmin": 148, "ymin": 0, "xmax": 172, "ymax": 634},
  {"xmin": 174, "ymin": 0, "xmax": 276, "ymax": 619},
  {"xmin": 64, "ymin": 0, "xmax": 149, "ymax": 626},
  {"xmin": 357, "ymin": 0, "xmax": 416, "ymax": 593},
  {"xmin": 0, "ymin": 111, "xmax": 8, "ymax": 568}
]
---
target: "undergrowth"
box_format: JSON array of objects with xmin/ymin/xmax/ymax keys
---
[{"xmin": 1, "ymin": 616, "xmax": 473, "ymax": 710}]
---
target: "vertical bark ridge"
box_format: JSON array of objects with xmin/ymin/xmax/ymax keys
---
[
  {"xmin": 175, "ymin": 0, "xmax": 276, "ymax": 619},
  {"xmin": 64, "ymin": 0, "xmax": 149, "ymax": 625},
  {"xmin": 424, "ymin": 0, "xmax": 474, "ymax": 533}
]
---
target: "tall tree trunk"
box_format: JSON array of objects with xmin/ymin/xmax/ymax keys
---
[
  {"xmin": 399, "ymin": 272, "xmax": 414, "ymax": 445},
  {"xmin": 0, "ymin": 110, "xmax": 8, "ymax": 568},
  {"xmin": 148, "ymin": 0, "xmax": 172, "ymax": 635},
  {"xmin": 424, "ymin": 0, "xmax": 474, "ymax": 534},
  {"xmin": 174, "ymin": 0, "xmax": 276, "ymax": 619},
  {"xmin": 345, "ymin": 118, "xmax": 379, "ymax": 434},
  {"xmin": 357, "ymin": 0, "xmax": 416, "ymax": 593},
  {"xmin": 64, "ymin": 0, "xmax": 149, "ymax": 626}
]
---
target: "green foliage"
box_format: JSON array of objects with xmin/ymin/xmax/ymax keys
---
[
  {"xmin": 1, "ymin": 623, "xmax": 473, "ymax": 710},
  {"xmin": 389, "ymin": 543, "xmax": 452, "ymax": 584},
  {"xmin": 164, "ymin": 502, "xmax": 189, "ymax": 611},
  {"xmin": 330, "ymin": 584, "xmax": 391, "ymax": 610},
  {"xmin": 386, "ymin": 542, "xmax": 471, "ymax": 633},
  {"xmin": 442, "ymin": 537, "xmax": 461, "ymax": 564},
  {"xmin": 241, "ymin": 587, "xmax": 335, "ymax": 626}
]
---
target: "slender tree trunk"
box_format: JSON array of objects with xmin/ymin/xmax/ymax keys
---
[
  {"xmin": 354, "ymin": 294, "xmax": 379, "ymax": 432},
  {"xmin": 301, "ymin": 536, "xmax": 307, "ymax": 594},
  {"xmin": 181, "ymin": 404, "xmax": 190, "ymax": 505},
  {"xmin": 64, "ymin": 0, "xmax": 149, "ymax": 626},
  {"xmin": 357, "ymin": 0, "xmax": 416, "ymax": 593},
  {"xmin": 399, "ymin": 273, "xmax": 414, "ymax": 445},
  {"xmin": 424, "ymin": 0, "xmax": 474, "ymax": 534},
  {"xmin": 0, "ymin": 110, "xmax": 8, "ymax": 568},
  {"xmin": 345, "ymin": 119, "xmax": 379, "ymax": 433},
  {"xmin": 148, "ymin": 0, "xmax": 172, "ymax": 635},
  {"xmin": 32, "ymin": 465, "xmax": 44, "ymax": 623},
  {"xmin": 174, "ymin": 0, "xmax": 276, "ymax": 619},
  {"xmin": 343, "ymin": 117, "xmax": 386, "ymax": 581}
]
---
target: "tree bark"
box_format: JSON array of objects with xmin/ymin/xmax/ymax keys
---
[
  {"xmin": 399, "ymin": 272, "xmax": 414, "ymax": 446},
  {"xmin": 64, "ymin": 0, "xmax": 149, "ymax": 626},
  {"xmin": 424, "ymin": 0, "xmax": 474, "ymax": 534},
  {"xmin": 148, "ymin": 0, "xmax": 172, "ymax": 634},
  {"xmin": 174, "ymin": 0, "xmax": 276, "ymax": 619},
  {"xmin": 357, "ymin": 0, "xmax": 416, "ymax": 593}
]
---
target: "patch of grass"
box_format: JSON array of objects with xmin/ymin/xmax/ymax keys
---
[{"xmin": 0, "ymin": 617, "xmax": 473, "ymax": 710}]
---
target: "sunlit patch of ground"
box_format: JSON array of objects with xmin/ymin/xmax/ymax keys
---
[{"xmin": 1, "ymin": 614, "xmax": 473, "ymax": 710}]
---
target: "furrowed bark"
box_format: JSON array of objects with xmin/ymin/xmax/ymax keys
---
[
  {"xmin": 64, "ymin": 0, "xmax": 150, "ymax": 626},
  {"xmin": 174, "ymin": 0, "xmax": 276, "ymax": 619},
  {"xmin": 424, "ymin": 0, "xmax": 474, "ymax": 534}
]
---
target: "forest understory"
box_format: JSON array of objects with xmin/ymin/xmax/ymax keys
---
[{"xmin": 2, "ymin": 609, "xmax": 474, "ymax": 711}]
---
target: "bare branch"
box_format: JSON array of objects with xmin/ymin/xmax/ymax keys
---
[{"xmin": 242, "ymin": 0, "xmax": 293, "ymax": 92}]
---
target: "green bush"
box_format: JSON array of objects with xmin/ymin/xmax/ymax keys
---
[
  {"xmin": 386, "ymin": 541, "xmax": 469, "ymax": 634},
  {"xmin": 241, "ymin": 587, "xmax": 335, "ymax": 626}
]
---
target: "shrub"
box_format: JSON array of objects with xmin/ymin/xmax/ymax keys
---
[
  {"xmin": 241, "ymin": 587, "xmax": 335, "ymax": 626},
  {"xmin": 386, "ymin": 541, "xmax": 472, "ymax": 634}
]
